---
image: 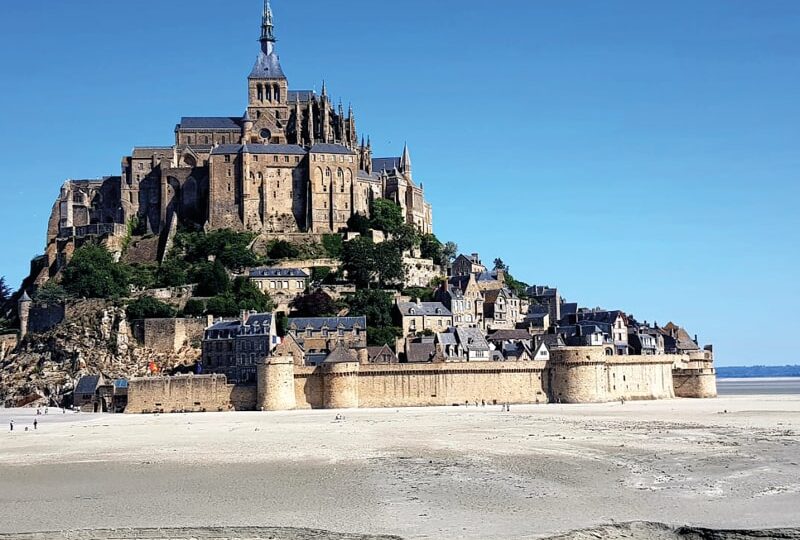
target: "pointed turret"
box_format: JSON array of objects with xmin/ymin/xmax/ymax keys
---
[
  {"xmin": 260, "ymin": 0, "xmax": 276, "ymax": 53},
  {"xmin": 400, "ymin": 143, "xmax": 413, "ymax": 181}
]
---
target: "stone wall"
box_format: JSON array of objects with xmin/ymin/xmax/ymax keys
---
[
  {"xmin": 126, "ymin": 375, "xmax": 233, "ymax": 413},
  {"xmin": 28, "ymin": 304, "xmax": 65, "ymax": 334},
  {"xmin": 128, "ymin": 350, "xmax": 714, "ymax": 413},
  {"xmin": 141, "ymin": 318, "xmax": 207, "ymax": 353}
]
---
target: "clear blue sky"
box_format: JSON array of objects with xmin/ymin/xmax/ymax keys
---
[{"xmin": 0, "ymin": 1, "xmax": 798, "ymax": 366}]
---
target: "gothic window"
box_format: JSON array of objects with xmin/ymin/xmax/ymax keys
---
[
  {"xmin": 187, "ymin": 136, "xmax": 193, "ymax": 145},
  {"xmin": 274, "ymin": 85, "xmax": 281, "ymax": 103},
  {"xmin": 257, "ymin": 84, "xmax": 263, "ymax": 101},
  {"xmin": 325, "ymin": 168, "xmax": 331, "ymax": 177},
  {"xmin": 266, "ymin": 85, "xmax": 272, "ymax": 101}
]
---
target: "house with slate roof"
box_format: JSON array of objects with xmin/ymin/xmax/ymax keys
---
[
  {"xmin": 286, "ymin": 316, "xmax": 367, "ymax": 352},
  {"xmin": 249, "ymin": 267, "xmax": 308, "ymax": 309},
  {"xmin": 37, "ymin": 0, "xmax": 433, "ymax": 284},
  {"xmin": 395, "ymin": 301, "xmax": 453, "ymax": 337},
  {"xmin": 202, "ymin": 312, "xmax": 279, "ymax": 384}
]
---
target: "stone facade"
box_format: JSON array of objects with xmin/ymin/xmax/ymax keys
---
[
  {"xmin": 126, "ymin": 347, "xmax": 716, "ymax": 413},
  {"xmin": 142, "ymin": 318, "xmax": 207, "ymax": 354},
  {"xmin": 36, "ymin": 2, "xmax": 433, "ymax": 283}
]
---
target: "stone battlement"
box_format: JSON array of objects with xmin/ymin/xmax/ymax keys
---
[{"xmin": 126, "ymin": 348, "xmax": 716, "ymax": 413}]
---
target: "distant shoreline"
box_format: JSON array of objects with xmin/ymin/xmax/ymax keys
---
[{"xmin": 717, "ymin": 376, "xmax": 800, "ymax": 381}]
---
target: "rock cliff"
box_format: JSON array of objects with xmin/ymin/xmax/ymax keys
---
[{"xmin": 0, "ymin": 300, "xmax": 200, "ymax": 407}]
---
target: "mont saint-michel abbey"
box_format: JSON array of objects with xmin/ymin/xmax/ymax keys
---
[{"xmin": 43, "ymin": 1, "xmax": 431, "ymax": 277}]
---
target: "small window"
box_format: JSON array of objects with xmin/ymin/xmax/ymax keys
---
[
  {"xmin": 295, "ymin": 157, "xmax": 300, "ymax": 163},
  {"xmin": 224, "ymin": 155, "xmax": 231, "ymax": 163},
  {"xmin": 253, "ymin": 155, "xmax": 258, "ymax": 162},
  {"xmin": 274, "ymin": 156, "xmax": 279, "ymax": 162},
  {"xmin": 284, "ymin": 156, "xmax": 289, "ymax": 162}
]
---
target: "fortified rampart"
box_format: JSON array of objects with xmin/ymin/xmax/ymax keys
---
[
  {"xmin": 672, "ymin": 350, "xmax": 717, "ymax": 398},
  {"xmin": 126, "ymin": 348, "xmax": 716, "ymax": 413}
]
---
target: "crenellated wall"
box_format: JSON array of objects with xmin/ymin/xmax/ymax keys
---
[{"xmin": 127, "ymin": 349, "xmax": 715, "ymax": 413}]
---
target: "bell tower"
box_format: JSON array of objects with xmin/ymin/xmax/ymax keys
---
[{"xmin": 246, "ymin": 0, "xmax": 289, "ymax": 144}]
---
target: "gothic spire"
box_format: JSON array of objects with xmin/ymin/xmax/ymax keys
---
[
  {"xmin": 401, "ymin": 143, "xmax": 413, "ymax": 178},
  {"xmin": 260, "ymin": 0, "xmax": 276, "ymax": 53}
]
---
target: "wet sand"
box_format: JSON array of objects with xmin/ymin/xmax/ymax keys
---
[{"xmin": 1, "ymin": 395, "xmax": 799, "ymax": 539}]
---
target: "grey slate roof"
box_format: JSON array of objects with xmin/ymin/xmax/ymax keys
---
[
  {"xmin": 75, "ymin": 375, "xmax": 101, "ymax": 396},
  {"xmin": 243, "ymin": 143, "xmax": 307, "ymax": 155},
  {"xmin": 455, "ymin": 327, "xmax": 490, "ymax": 352},
  {"xmin": 249, "ymin": 51, "xmax": 286, "ymax": 79},
  {"xmin": 397, "ymin": 301, "xmax": 452, "ymax": 317},
  {"xmin": 406, "ymin": 342, "xmax": 436, "ymax": 363},
  {"xmin": 310, "ymin": 143, "xmax": 354, "ymax": 155},
  {"xmin": 288, "ymin": 316, "xmax": 366, "ymax": 331},
  {"xmin": 324, "ymin": 345, "xmax": 358, "ymax": 364},
  {"xmin": 243, "ymin": 313, "xmax": 273, "ymax": 329},
  {"xmin": 210, "ymin": 144, "xmax": 244, "ymax": 155},
  {"xmin": 487, "ymin": 329, "xmax": 531, "ymax": 342},
  {"xmin": 373, "ymin": 157, "xmax": 401, "ymax": 172},
  {"xmin": 179, "ymin": 117, "xmax": 242, "ymax": 131},
  {"xmin": 436, "ymin": 331, "xmax": 458, "ymax": 346},
  {"xmin": 288, "ymin": 90, "xmax": 316, "ymax": 102},
  {"xmin": 250, "ymin": 268, "xmax": 309, "ymax": 278}
]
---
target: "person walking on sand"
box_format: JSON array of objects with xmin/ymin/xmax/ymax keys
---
[
  {"xmin": 9, "ymin": 420, "xmax": 13, "ymax": 432},
  {"xmin": 33, "ymin": 419, "xmax": 38, "ymax": 430}
]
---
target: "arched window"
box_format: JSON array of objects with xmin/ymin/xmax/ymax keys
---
[
  {"xmin": 266, "ymin": 85, "xmax": 272, "ymax": 102},
  {"xmin": 274, "ymin": 84, "xmax": 281, "ymax": 103},
  {"xmin": 325, "ymin": 168, "xmax": 331, "ymax": 177},
  {"xmin": 257, "ymin": 84, "xmax": 263, "ymax": 101}
]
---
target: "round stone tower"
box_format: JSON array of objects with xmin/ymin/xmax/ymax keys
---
[
  {"xmin": 548, "ymin": 347, "xmax": 609, "ymax": 404},
  {"xmin": 257, "ymin": 355, "xmax": 296, "ymax": 411},
  {"xmin": 18, "ymin": 291, "xmax": 32, "ymax": 340},
  {"xmin": 673, "ymin": 351, "xmax": 718, "ymax": 398},
  {"xmin": 322, "ymin": 345, "xmax": 360, "ymax": 409}
]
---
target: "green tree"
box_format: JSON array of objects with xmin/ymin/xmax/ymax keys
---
[
  {"xmin": 183, "ymin": 299, "xmax": 207, "ymax": 317},
  {"xmin": 321, "ymin": 234, "xmax": 344, "ymax": 259},
  {"xmin": 311, "ymin": 266, "xmax": 332, "ymax": 284},
  {"xmin": 402, "ymin": 287, "xmax": 435, "ymax": 302},
  {"xmin": 61, "ymin": 244, "xmax": 130, "ymax": 299},
  {"xmin": 369, "ymin": 199, "xmax": 404, "ymax": 234},
  {"xmin": 505, "ymin": 272, "xmax": 530, "ymax": 299},
  {"xmin": 126, "ymin": 296, "xmax": 177, "ymax": 320},
  {"xmin": 206, "ymin": 295, "xmax": 239, "ymax": 317},
  {"xmin": 231, "ymin": 276, "xmax": 275, "ymax": 313},
  {"xmin": 129, "ymin": 264, "xmax": 157, "ymax": 290},
  {"xmin": 346, "ymin": 290, "xmax": 396, "ymax": 328},
  {"xmin": 493, "ymin": 258, "xmax": 507, "ymax": 271},
  {"xmin": 33, "ymin": 282, "xmax": 68, "ymax": 305},
  {"xmin": 420, "ymin": 234, "xmax": 444, "ymax": 266},
  {"xmin": 443, "ymin": 241, "xmax": 458, "ymax": 263},
  {"xmin": 174, "ymin": 229, "xmax": 259, "ymax": 270},
  {"xmin": 0, "ymin": 277, "xmax": 11, "ymax": 303},
  {"xmin": 268, "ymin": 240, "xmax": 300, "ymax": 260},
  {"xmin": 342, "ymin": 237, "xmax": 377, "ymax": 289},
  {"xmin": 157, "ymin": 258, "xmax": 191, "ymax": 287},
  {"xmin": 392, "ymin": 224, "xmax": 421, "ymax": 253},
  {"xmin": 375, "ymin": 241, "xmax": 405, "ymax": 288},
  {"xmin": 346, "ymin": 213, "xmax": 371, "ymax": 236},
  {"xmin": 367, "ymin": 326, "xmax": 402, "ymax": 347},
  {"xmin": 192, "ymin": 261, "xmax": 231, "ymax": 297},
  {"xmin": 291, "ymin": 290, "xmax": 338, "ymax": 318}
]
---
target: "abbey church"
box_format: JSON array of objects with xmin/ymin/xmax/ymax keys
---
[{"xmin": 42, "ymin": 1, "xmax": 432, "ymax": 279}]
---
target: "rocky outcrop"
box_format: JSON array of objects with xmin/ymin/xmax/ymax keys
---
[
  {"xmin": 542, "ymin": 522, "xmax": 800, "ymax": 539},
  {"xmin": 0, "ymin": 299, "xmax": 200, "ymax": 407}
]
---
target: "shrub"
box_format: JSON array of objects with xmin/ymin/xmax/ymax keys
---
[
  {"xmin": 268, "ymin": 240, "xmax": 300, "ymax": 260},
  {"xmin": 157, "ymin": 258, "xmax": 191, "ymax": 287},
  {"xmin": 33, "ymin": 281, "xmax": 68, "ymax": 305},
  {"xmin": 183, "ymin": 299, "xmax": 206, "ymax": 317},
  {"xmin": 126, "ymin": 296, "xmax": 176, "ymax": 320},
  {"xmin": 321, "ymin": 234, "xmax": 344, "ymax": 259},
  {"xmin": 192, "ymin": 261, "xmax": 231, "ymax": 297},
  {"xmin": 369, "ymin": 199, "xmax": 404, "ymax": 234}
]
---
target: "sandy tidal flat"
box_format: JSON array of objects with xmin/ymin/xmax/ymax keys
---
[{"xmin": 0, "ymin": 395, "xmax": 799, "ymax": 539}]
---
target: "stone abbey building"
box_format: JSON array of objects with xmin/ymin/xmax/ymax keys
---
[{"xmin": 39, "ymin": 1, "xmax": 432, "ymax": 280}]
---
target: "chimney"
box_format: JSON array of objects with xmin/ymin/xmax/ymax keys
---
[{"xmin": 471, "ymin": 253, "xmax": 480, "ymax": 263}]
